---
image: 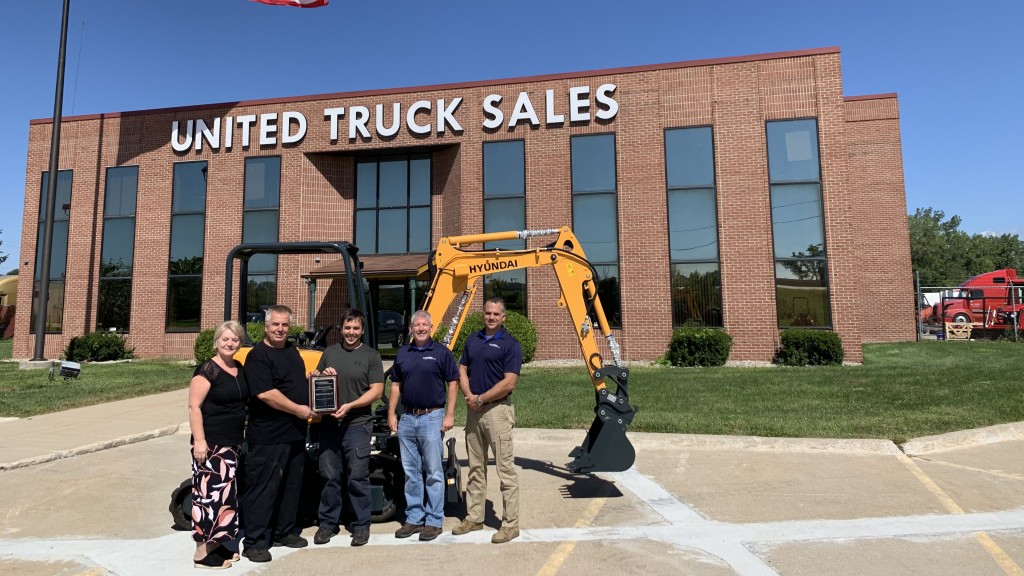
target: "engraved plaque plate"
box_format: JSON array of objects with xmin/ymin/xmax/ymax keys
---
[{"xmin": 309, "ymin": 375, "xmax": 339, "ymax": 414}]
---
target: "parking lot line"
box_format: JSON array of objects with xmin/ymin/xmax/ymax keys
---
[
  {"xmin": 535, "ymin": 496, "xmax": 606, "ymax": 576},
  {"xmin": 901, "ymin": 454, "xmax": 1024, "ymax": 576}
]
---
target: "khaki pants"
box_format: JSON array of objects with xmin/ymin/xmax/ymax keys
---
[{"xmin": 464, "ymin": 400, "xmax": 519, "ymax": 527}]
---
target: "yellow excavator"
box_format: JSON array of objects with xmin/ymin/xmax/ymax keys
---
[{"xmin": 421, "ymin": 226, "xmax": 636, "ymax": 473}]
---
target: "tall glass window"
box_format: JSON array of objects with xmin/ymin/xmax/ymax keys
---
[
  {"xmin": 167, "ymin": 161, "xmax": 207, "ymax": 331},
  {"xmin": 666, "ymin": 127, "xmax": 722, "ymax": 327},
  {"xmin": 571, "ymin": 134, "xmax": 621, "ymax": 326},
  {"xmin": 243, "ymin": 157, "xmax": 281, "ymax": 317},
  {"xmin": 767, "ymin": 119, "xmax": 831, "ymax": 328},
  {"xmin": 482, "ymin": 140, "xmax": 526, "ymax": 314},
  {"xmin": 97, "ymin": 166, "xmax": 138, "ymax": 332},
  {"xmin": 31, "ymin": 170, "xmax": 72, "ymax": 333},
  {"xmin": 355, "ymin": 154, "xmax": 431, "ymax": 255}
]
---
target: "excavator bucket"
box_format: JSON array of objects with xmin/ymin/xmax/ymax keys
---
[{"xmin": 568, "ymin": 366, "xmax": 637, "ymax": 473}]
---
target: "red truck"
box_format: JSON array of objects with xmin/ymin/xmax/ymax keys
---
[{"xmin": 931, "ymin": 268, "xmax": 1024, "ymax": 329}]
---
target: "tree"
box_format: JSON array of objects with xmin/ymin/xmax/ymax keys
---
[
  {"xmin": 781, "ymin": 244, "xmax": 826, "ymax": 281},
  {"xmin": 909, "ymin": 207, "xmax": 1024, "ymax": 286},
  {"xmin": 0, "ymin": 228, "xmax": 7, "ymax": 269}
]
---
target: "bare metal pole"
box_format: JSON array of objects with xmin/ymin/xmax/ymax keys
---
[{"xmin": 32, "ymin": 0, "xmax": 71, "ymax": 361}]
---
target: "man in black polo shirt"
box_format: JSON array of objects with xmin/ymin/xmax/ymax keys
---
[
  {"xmin": 387, "ymin": 310, "xmax": 458, "ymax": 542},
  {"xmin": 241, "ymin": 305, "xmax": 316, "ymax": 563},
  {"xmin": 451, "ymin": 297, "xmax": 522, "ymax": 544}
]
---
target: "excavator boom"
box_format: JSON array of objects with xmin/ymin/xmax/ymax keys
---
[{"xmin": 422, "ymin": 227, "xmax": 636, "ymax": 473}]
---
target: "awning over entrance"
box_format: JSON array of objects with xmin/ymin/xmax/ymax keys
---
[{"xmin": 303, "ymin": 253, "xmax": 430, "ymax": 281}]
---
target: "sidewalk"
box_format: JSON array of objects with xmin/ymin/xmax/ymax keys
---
[{"xmin": 0, "ymin": 388, "xmax": 189, "ymax": 471}]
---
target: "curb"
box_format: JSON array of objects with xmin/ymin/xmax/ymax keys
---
[
  {"xmin": 506, "ymin": 428, "xmax": 903, "ymax": 455},
  {"xmin": 0, "ymin": 424, "xmax": 184, "ymax": 472},
  {"xmin": 900, "ymin": 422, "xmax": 1024, "ymax": 456}
]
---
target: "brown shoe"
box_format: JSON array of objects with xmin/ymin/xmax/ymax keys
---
[
  {"xmin": 394, "ymin": 523, "xmax": 423, "ymax": 538},
  {"xmin": 418, "ymin": 526, "xmax": 442, "ymax": 541},
  {"xmin": 491, "ymin": 527, "xmax": 519, "ymax": 544},
  {"xmin": 451, "ymin": 519, "xmax": 484, "ymax": 535}
]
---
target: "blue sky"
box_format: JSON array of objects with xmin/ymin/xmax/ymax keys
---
[{"xmin": 1, "ymin": 0, "xmax": 1021, "ymax": 274}]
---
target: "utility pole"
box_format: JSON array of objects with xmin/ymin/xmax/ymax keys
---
[{"xmin": 32, "ymin": 0, "xmax": 72, "ymax": 361}]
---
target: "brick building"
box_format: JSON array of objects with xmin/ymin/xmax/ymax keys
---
[{"xmin": 14, "ymin": 46, "xmax": 913, "ymax": 362}]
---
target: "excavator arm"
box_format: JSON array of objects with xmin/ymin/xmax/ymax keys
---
[{"xmin": 422, "ymin": 227, "xmax": 636, "ymax": 473}]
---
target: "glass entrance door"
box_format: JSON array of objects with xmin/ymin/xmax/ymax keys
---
[{"xmin": 371, "ymin": 280, "xmax": 408, "ymax": 352}]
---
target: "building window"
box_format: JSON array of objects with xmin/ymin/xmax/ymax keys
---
[
  {"xmin": 665, "ymin": 127, "xmax": 722, "ymax": 327},
  {"xmin": 31, "ymin": 170, "xmax": 72, "ymax": 334},
  {"xmin": 571, "ymin": 134, "xmax": 621, "ymax": 327},
  {"xmin": 243, "ymin": 157, "xmax": 281, "ymax": 318},
  {"xmin": 167, "ymin": 161, "xmax": 207, "ymax": 331},
  {"xmin": 767, "ymin": 119, "xmax": 831, "ymax": 328},
  {"xmin": 355, "ymin": 154, "xmax": 431, "ymax": 255},
  {"xmin": 482, "ymin": 140, "xmax": 526, "ymax": 314},
  {"xmin": 97, "ymin": 166, "xmax": 138, "ymax": 333}
]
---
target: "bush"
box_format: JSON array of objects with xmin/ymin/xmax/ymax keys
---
[
  {"xmin": 773, "ymin": 329, "xmax": 844, "ymax": 366},
  {"xmin": 194, "ymin": 322, "xmax": 307, "ymax": 364},
  {"xmin": 193, "ymin": 328, "xmax": 216, "ymax": 364},
  {"xmin": 245, "ymin": 321, "xmax": 306, "ymax": 345},
  {"xmin": 665, "ymin": 327, "xmax": 732, "ymax": 367},
  {"xmin": 64, "ymin": 331, "xmax": 135, "ymax": 362},
  {"xmin": 436, "ymin": 311, "xmax": 538, "ymax": 363}
]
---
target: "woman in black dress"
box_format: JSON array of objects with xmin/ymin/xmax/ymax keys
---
[{"xmin": 188, "ymin": 321, "xmax": 249, "ymax": 569}]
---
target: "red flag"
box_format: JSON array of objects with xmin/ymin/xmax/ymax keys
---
[{"xmin": 250, "ymin": 0, "xmax": 328, "ymax": 7}]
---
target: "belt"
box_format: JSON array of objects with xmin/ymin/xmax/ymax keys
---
[
  {"xmin": 483, "ymin": 395, "xmax": 510, "ymax": 407},
  {"xmin": 406, "ymin": 406, "xmax": 444, "ymax": 416}
]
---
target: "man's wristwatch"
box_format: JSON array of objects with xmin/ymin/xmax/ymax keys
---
[{"xmin": 474, "ymin": 396, "xmax": 483, "ymax": 407}]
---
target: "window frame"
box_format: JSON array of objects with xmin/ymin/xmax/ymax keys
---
[
  {"xmin": 766, "ymin": 118, "xmax": 832, "ymax": 329},
  {"xmin": 166, "ymin": 160, "xmax": 208, "ymax": 332},
  {"xmin": 570, "ymin": 133, "xmax": 622, "ymax": 327},
  {"xmin": 354, "ymin": 153, "xmax": 432, "ymax": 255},
  {"xmin": 97, "ymin": 165, "xmax": 139, "ymax": 333},
  {"xmin": 482, "ymin": 139, "xmax": 527, "ymax": 314},
  {"xmin": 664, "ymin": 126, "xmax": 723, "ymax": 328}
]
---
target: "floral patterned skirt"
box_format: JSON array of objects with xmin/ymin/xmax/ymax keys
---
[{"xmin": 191, "ymin": 443, "xmax": 241, "ymax": 544}]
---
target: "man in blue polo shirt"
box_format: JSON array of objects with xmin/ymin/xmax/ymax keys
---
[
  {"xmin": 451, "ymin": 297, "xmax": 522, "ymax": 544},
  {"xmin": 387, "ymin": 310, "xmax": 458, "ymax": 542}
]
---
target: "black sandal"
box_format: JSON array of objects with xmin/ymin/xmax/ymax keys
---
[
  {"xmin": 212, "ymin": 546, "xmax": 240, "ymax": 562},
  {"xmin": 193, "ymin": 553, "xmax": 230, "ymax": 570}
]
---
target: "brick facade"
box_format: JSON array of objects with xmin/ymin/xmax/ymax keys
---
[{"xmin": 14, "ymin": 47, "xmax": 912, "ymax": 363}]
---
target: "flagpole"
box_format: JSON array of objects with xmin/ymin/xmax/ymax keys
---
[{"xmin": 32, "ymin": 0, "xmax": 71, "ymax": 361}]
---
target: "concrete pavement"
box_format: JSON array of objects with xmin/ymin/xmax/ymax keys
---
[{"xmin": 1, "ymin": 388, "xmax": 1023, "ymax": 575}]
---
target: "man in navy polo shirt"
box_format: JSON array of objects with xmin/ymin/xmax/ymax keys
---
[
  {"xmin": 451, "ymin": 297, "xmax": 522, "ymax": 544},
  {"xmin": 387, "ymin": 310, "xmax": 458, "ymax": 542}
]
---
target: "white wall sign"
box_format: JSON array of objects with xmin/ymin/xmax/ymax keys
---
[{"xmin": 171, "ymin": 84, "xmax": 618, "ymax": 152}]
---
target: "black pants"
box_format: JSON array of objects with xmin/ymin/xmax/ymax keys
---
[
  {"xmin": 318, "ymin": 420, "xmax": 372, "ymax": 530},
  {"xmin": 242, "ymin": 441, "xmax": 305, "ymax": 550}
]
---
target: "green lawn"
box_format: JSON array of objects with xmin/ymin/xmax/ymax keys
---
[
  {"xmin": 1, "ymin": 340, "xmax": 1021, "ymax": 443},
  {"xmin": 0, "ymin": 338, "xmax": 11, "ymax": 360}
]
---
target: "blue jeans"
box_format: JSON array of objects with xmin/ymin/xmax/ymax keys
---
[{"xmin": 398, "ymin": 408, "xmax": 445, "ymax": 527}]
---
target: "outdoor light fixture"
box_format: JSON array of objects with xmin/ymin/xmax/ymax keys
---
[{"xmin": 49, "ymin": 360, "xmax": 81, "ymax": 381}]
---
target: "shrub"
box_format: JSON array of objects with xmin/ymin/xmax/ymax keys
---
[
  {"xmin": 193, "ymin": 328, "xmax": 216, "ymax": 364},
  {"xmin": 665, "ymin": 327, "xmax": 732, "ymax": 367},
  {"xmin": 194, "ymin": 322, "xmax": 307, "ymax": 364},
  {"xmin": 245, "ymin": 321, "xmax": 306, "ymax": 345},
  {"xmin": 64, "ymin": 331, "xmax": 135, "ymax": 362},
  {"xmin": 773, "ymin": 329, "xmax": 844, "ymax": 366},
  {"xmin": 436, "ymin": 310, "xmax": 538, "ymax": 363}
]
